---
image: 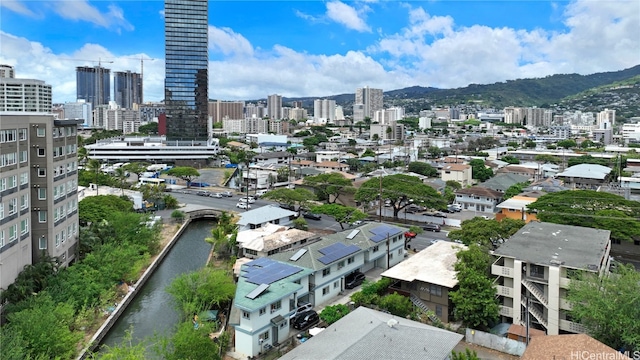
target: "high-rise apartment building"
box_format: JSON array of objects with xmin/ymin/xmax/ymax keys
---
[
  {"xmin": 0, "ymin": 114, "xmax": 82, "ymax": 289},
  {"xmin": 76, "ymin": 66, "xmax": 111, "ymax": 106},
  {"xmin": 164, "ymin": 0, "xmax": 209, "ymax": 141},
  {"xmin": 114, "ymin": 71, "xmax": 143, "ymax": 109},
  {"xmin": 0, "ymin": 64, "xmax": 16, "ymax": 78},
  {"xmin": 597, "ymin": 109, "xmax": 616, "ymax": 127},
  {"xmin": 267, "ymin": 94, "xmax": 283, "ymax": 120},
  {"xmin": 139, "ymin": 102, "xmax": 166, "ymax": 123},
  {"xmin": 64, "ymin": 100, "xmax": 93, "ymax": 127},
  {"xmin": 0, "ymin": 78, "xmax": 52, "ymax": 113},
  {"xmin": 354, "ymin": 86, "xmax": 383, "ymax": 122},
  {"xmin": 208, "ymin": 100, "xmax": 245, "ymax": 123},
  {"xmin": 504, "ymin": 107, "xmax": 525, "ymax": 125},
  {"xmin": 245, "ymin": 103, "xmax": 265, "ymax": 119},
  {"xmin": 314, "ymin": 99, "xmax": 336, "ymax": 123}
]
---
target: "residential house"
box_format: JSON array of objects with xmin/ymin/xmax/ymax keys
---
[
  {"xmin": 236, "ymin": 205, "xmax": 298, "ymax": 231},
  {"xmin": 492, "ymin": 222, "xmax": 611, "ymax": 335},
  {"xmin": 506, "ymin": 324, "xmax": 546, "ymax": 343},
  {"xmin": 231, "ymin": 258, "xmax": 313, "ymax": 358},
  {"xmin": 278, "ymin": 307, "xmax": 463, "ymax": 360},
  {"xmin": 253, "ymin": 151, "xmax": 291, "ymax": 165},
  {"xmin": 485, "ymin": 159, "xmax": 509, "ymax": 171},
  {"xmin": 315, "ymin": 150, "xmax": 340, "ymax": 163},
  {"xmin": 478, "ymin": 173, "xmax": 531, "ymax": 193},
  {"xmin": 314, "ymin": 161, "xmax": 349, "ymax": 172},
  {"xmin": 226, "ymin": 141, "xmax": 250, "ymax": 150},
  {"xmin": 455, "ymin": 186, "xmax": 503, "ymax": 213},
  {"xmin": 555, "ymin": 164, "xmax": 613, "ymax": 190},
  {"xmin": 236, "ymin": 224, "xmax": 320, "ymax": 259},
  {"xmin": 524, "ymin": 177, "xmax": 568, "ymax": 193},
  {"xmin": 496, "ymin": 165, "xmax": 537, "ymax": 179},
  {"xmin": 521, "ymin": 334, "xmax": 631, "ymax": 360},
  {"xmin": 441, "ymin": 164, "xmax": 473, "ymax": 187},
  {"xmin": 495, "ymin": 192, "xmax": 542, "ymax": 223},
  {"xmin": 424, "ymin": 178, "xmax": 447, "ymax": 194},
  {"xmin": 382, "ymin": 241, "xmax": 467, "ymax": 323}
]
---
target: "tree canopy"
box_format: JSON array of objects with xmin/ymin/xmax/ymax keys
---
[
  {"xmin": 503, "ymin": 182, "xmax": 529, "ymax": 200},
  {"xmin": 303, "ymin": 173, "xmax": 355, "ymax": 204},
  {"xmin": 167, "ymin": 167, "xmax": 200, "ymax": 186},
  {"xmin": 167, "ymin": 268, "xmax": 236, "ymax": 319},
  {"xmin": 567, "ymin": 264, "xmax": 640, "ymax": 350},
  {"xmin": 311, "ymin": 204, "xmax": 367, "ymax": 230},
  {"xmin": 79, "ymin": 195, "xmax": 133, "ymax": 225},
  {"xmin": 261, "ymin": 188, "xmax": 316, "ymax": 210},
  {"xmin": 527, "ymin": 190, "xmax": 640, "ymax": 243},
  {"xmin": 448, "ymin": 217, "xmax": 525, "ymax": 248},
  {"xmin": 469, "ymin": 159, "xmax": 493, "ymax": 181},
  {"xmin": 355, "ymin": 174, "xmax": 446, "ymax": 219},
  {"xmin": 407, "ymin": 161, "xmax": 438, "ymax": 177}
]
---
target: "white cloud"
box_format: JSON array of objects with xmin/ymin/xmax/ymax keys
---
[
  {"xmin": 0, "ymin": 0, "xmax": 38, "ymax": 17},
  {"xmin": 326, "ymin": 1, "xmax": 371, "ymax": 32},
  {"xmin": 209, "ymin": 26, "xmax": 254, "ymax": 57},
  {"xmin": 51, "ymin": 0, "xmax": 133, "ymax": 31}
]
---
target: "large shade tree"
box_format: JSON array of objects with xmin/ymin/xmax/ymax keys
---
[
  {"xmin": 448, "ymin": 217, "xmax": 525, "ymax": 248},
  {"xmin": 527, "ymin": 190, "xmax": 640, "ymax": 243},
  {"xmin": 303, "ymin": 173, "xmax": 355, "ymax": 204},
  {"xmin": 167, "ymin": 166, "xmax": 200, "ymax": 187},
  {"xmin": 355, "ymin": 174, "xmax": 446, "ymax": 219},
  {"xmin": 311, "ymin": 204, "xmax": 367, "ymax": 230},
  {"xmin": 261, "ymin": 188, "xmax": 316, "ymax": 211}
]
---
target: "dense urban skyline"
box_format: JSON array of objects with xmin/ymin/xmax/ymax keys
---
[{"xmin": 1, "ymin": 0, "xmax": 638, "ymax": 103}]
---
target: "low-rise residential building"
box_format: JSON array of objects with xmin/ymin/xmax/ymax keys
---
[
  {"xmin": 455, "ymin": 186, "xmax": 503, "ymax": 213},
  {"xmin": 313, "ymin": 161, "xmax": 349, "ymax": 172},
  {"xmin": 478, "ymin": 173, "xmax": 531, "ymax": 193},
  {"xmin": 555, "ymin": 164, "xmax": 612, "ymax": 190},
  {"xmin": 521, "ymin": 334, "xmax": 631, "ymax": 360},
  {"xmin": 237, "ymin": 225, "xmax": 319, "ymax": 259},
  {"xmin": 278, "ymin": 307, "xmax": 463, "ymax": 360},
  {"xmin": 382, "ymin": 241, "xmax": 467, "ymax": 323},
  {"xmin": 236, "ymin": 205, "xmax": 298, "ymax": 231},
  {"xmin": 495, "ymin": 165, "xmax": 536, "ymax": 179},
  {"xmin": 495, "ymin": 193, "xmax": 542, "ymax": 223},
  {"xmin": 441, "ymin": 163, "xmax": 472, "ymax": 187},
  {"xmin": 492, "ymin": 222, "xmax": 611, "ymax": 335}
]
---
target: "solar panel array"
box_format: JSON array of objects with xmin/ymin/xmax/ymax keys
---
[
  {"xmin": 317, "ymin": 242, "xmax": 360, "ymax": 265},
  {"xmin": 369, "ymin": 224, "xmax": 403, "ymax": 243},
  {"xmin": 243, "ymin": 258, "xmax": 303, "ymax": 285},
  {"xmin": 289, "ymin": 249, "xmax": 307, "ymax": 262},
  {"xmin": 246, "ymin": 283, "xmax": 270, "ymax": 300}
]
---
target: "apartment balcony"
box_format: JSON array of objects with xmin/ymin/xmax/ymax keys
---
[
  {"xmin": 559, "ymin": 277, "xmax": 571, "ymax": 289},
  {"xmin": 559, "ymin": 319, "xmax": 586, "ymax": 334},
  {"xmin": 559, "ymin": 298, "xmax": 573, "ymax": 311},
  {"xmin": 522, "ymin": 296, "xmax": 548, "ymax": 329},
  {"xmin": 495, "ymin": 285, "xmax": 514, "ymax": 298},
  {"xmin": 499, "ymin": 305, "xmax": 514, "ymax": 317},
  {"xmin": 492, "ymin": 264, "xmax": 514, "ymax": 278},
  {"xmin": 522, "ymin": 279, "xmax": 548, "ymax": 307}
]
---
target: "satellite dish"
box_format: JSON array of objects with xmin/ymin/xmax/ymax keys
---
[{"xmin": 387, "ymin": 319, "xmax": 398, "ymax": 328}]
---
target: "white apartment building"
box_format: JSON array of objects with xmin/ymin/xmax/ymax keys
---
[
  {"xmin": 0, "ymin": 64, "xmax": 16, "ymax": 78},
  {"xmin": 354, "ymin": 86, "xmax": 383, "ymax": 122},
  {"xmin": 231, "ymin": 222, "xmax": 406, "ymax": 358},
  {"xmin": 492, "ymin": 222, "xmax": 611, "ymax": 336},
  {"xmin": 597, "ymin": 109, "xmax": 615, "ymax": 127},
  {"xmin": 64, "ymin": 101, "xmax": 93, "ymax": 128},
  {"xmin": 504, "ymin": 107, "xmax": 525, "ymax": 125},
  {"xmin": 621, "ymin": 122, "xmax": 640, "ymax": 142},
  {"xmin": 0, "ymin": 77, "xmax": 52, "ymax": 113},
  {"xmin": 374, "ymin": 107, "xmax": 404, "ymax": 125},
  {"xmin": 267, "ymin": 94, "xmax": 282, "ymax": 120},
  {"xmin": 313, "ymin": 99, "xmax": 335, "ymax": 123}
]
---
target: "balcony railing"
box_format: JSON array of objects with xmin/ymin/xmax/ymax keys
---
[
  {"xmin": 559, "ymin": 277, "xmax": 571, "ymax": 288},
  {"xmin": 499, "ymin": 305, "xmax": 514, "ymax": 317},
  {"xmin": 559, "ymin": 319, "xmax": 586, "ymax": 333},
  {"xmin": 492, "ymin": 264, "xmax": 513, "ymax": 278},
  {"xmin": 495, "ymin": 285, "xmax": 514, "ymax": 297},
  {"xmin": 559, "ymin": 298, "xmax": 573, "ymax": 311}
]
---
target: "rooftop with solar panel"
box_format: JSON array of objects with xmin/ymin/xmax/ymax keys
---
[{"xmin": 234, "ymin": 257, "xmax": 313, "ymax": 311}]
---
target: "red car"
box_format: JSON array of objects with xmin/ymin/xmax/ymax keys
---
[{"xmin": 404, "ymin": 231, "xmax": 417, "ymax": 239}]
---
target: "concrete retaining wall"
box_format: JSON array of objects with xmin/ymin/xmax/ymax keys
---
[
  {"xmin": 464, "ymin": 328, "xmax": 526, "ymax": 357},
  {"xmin": 77, "ymin": 219, "xmax": 192, "ymax": 359}
]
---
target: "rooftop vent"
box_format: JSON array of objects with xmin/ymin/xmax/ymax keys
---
[{"xmin": 387, "ymin": 319, "xmax": 398, "ymax": 328}]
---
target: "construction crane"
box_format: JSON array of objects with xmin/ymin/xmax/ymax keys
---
[
  {"xmin": 59, "ymin": 58, "xmax": 114, "ymax": 67},
  {"xmin": 59, "ymin": 58, "xmax": 114, "ymax": 106}
]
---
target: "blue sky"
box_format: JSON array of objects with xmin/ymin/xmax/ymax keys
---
[{"xmin": 1, "ymin": 0, "xmax": 639, "ymax": 103}]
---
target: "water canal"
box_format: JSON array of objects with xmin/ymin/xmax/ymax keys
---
[{"xmin": 99, "ymin": 219, "xmax": 214, "ymax": 349}]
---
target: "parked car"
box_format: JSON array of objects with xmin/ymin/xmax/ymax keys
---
[
  {"xmin": 404, "ymin": 206, "xmax": 420, "ymax": 214},
  {"xmin": 345, "ymin": 271, "xmax": 366, "ymax": 289},
  {"xmin": 447, "ymin": 204, "xmax": 462, "ymax": 212},
  {"xmin": 222, "ymin": 191, "xmax": 233, "ymax": 197},
  {"xmin": 238, "ymin": 197, "xmax": 255, "ymax": 204},
  {"xmin": 351, "ymin": 220, "xmax": 363, "ymax": 226},
  {"xmin": 197, "ymin": 190, "xmax": 210, "ymax": 196},
  {"xmin": 236, "ymin": 203, "xmax": 251, "ymax": 209},
  {"xmin": 425, "ymin": 211, "xmax": 447, "ymax": 218},
  {"xmin": 303, "ymin": 213, "xmax": 322, "ymax": 220},
  {"xmin": 404, "ymin": 231, "xmax": 417, "ymax": 239},
  {"xmin": 279, "ymin": 203, "xmax": 296, "ymax": 211},
  {"xmin": 210, "ymin": 193, "xmax": 223, "ymax": 198},
  {"xmin": 423, "ymin": 223, "xmax": 441, "ymax": 232},
  {"xmin": 292, "ymin": 310, "xmax": 319, "ymax": 330},
  {"xmin": 289, "ymin": 302, "xmax": 313, "ymax": 319}
]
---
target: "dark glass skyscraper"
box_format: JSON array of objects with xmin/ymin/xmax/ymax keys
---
[
  {"xmin": 76, "ymin": 66, "xmax": 110, "ymax": 106},
  {"xmin": 164, "ymin": 0, "xmax": 209, "ymax": 141},
  {"xmin": 114, "ymin": 71, "xmax": 142, "ymax": 109}
]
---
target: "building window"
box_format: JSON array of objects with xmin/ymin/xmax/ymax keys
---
[
  {"xmin": 530, "ymin": 264, "xmax": 545, "ymax": 279},
  {"xmin": 373, "ymin": 246, "xmax": 379, "ymax": 252},
  {"xmin": 20, "ymin": 194, "xmax": 28, "ymax": 210},
  {"xmin": 19, "ymin": 150, "xmax": 27, "ymax": 163},
  {"xmin": 9, "ymin": 224, "xmax": 17, "ymax": 242},
  {"xmin": 430, "ymin": 284, "xmax": 442, "ymax": 297},
  {"xmin": 20, "ymin": 218, "xmax": 29, "ymax": 235},
  {"xmin": 0, "ymin": 230, "xmax": 4, "ymax": 247},
  {"xmin": 242, "ymin": 311, "xmax": 250, "ymax": 320},
  {"xmin": 39, "ymin": 210, "xmax": 47, "ymax": 223},
  {"xmin": 270, "ymin": 300, "xmax": 281, "ymax": 313},
  {"xmin": 435, "ymin": 305, "xmax": 443, "ymax": 317},
  {"xmin": 333, "ymin": 281, "xmax": 339, "ymax": 289},
  {"xmin": 37, "ymin": 148, "xmax": 45, "ymax": 157},
  {"xmin": 260, "ymin": 331, "xmax": 269, "ymax": 341},
  {"xmin": 347, "ymin": 256, "xmax": 354, "ymax": 264},
  {"xmin": 19, "ymin": 128, "xmax": 27, "ymax": 140},
  {"xmin": 8, "ymin": 198, "xmax": 17, "ymax": 215},
  {"xmin": 397, "ymin": 248, "xmax": 402, "ymax": 255},
  {"xmin": 0, "ymin": 178, "xmax": 5, "ymax": 191},
  {"xmin": 38, "ymin": 168, "xmax": 46, "ymax": 177},
  {"xmin": 0, "ymin": 203, "xmax": 3, "ymax": 219},
  {"xmin": 55, "ymin": 233, "xmax": 60, "ymax": 247},
  {"xmin": 38, "ymin": 188, "xmax": 46, "ymax": 200},
  {"xmin": 8, "ymin": 175, "xmax": 17, "ymax": 189},
  {"xmin": 337, "ymin": 260, "xmax": 344, "ymax": 269},
  {"xmin": 323, "ymin": 268, "xmax": 331, "ymax": 277},
  {"xmin": 259, "ymin": 308, "xmax": 266, "ymax": 316},
  {"xmin": 322, "ymin": 286, "xmax": 329, "ymax": 295},
  {"xmin": 20, "ymin": 172, "xmax": 28, "ymax": 185},
  {"xmin": 37, "ymin": 128, "xmax": 45, "ymax": 137}
]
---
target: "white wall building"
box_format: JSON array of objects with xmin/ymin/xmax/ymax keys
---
[
  {"xmin": 354, "ymin": 86, "xmax": 383, "ymax": 122},
  {"xmin": 64, "ymin": 100, "xmax": 93, "ymax": 127},
  {"xmin": 313, "ymin": 99, "xmax": 336, "ymax": 123},
  {"xmin": 267, "ymin": 94, "xmax": 282, "ymax": 120},
  {"xmin": 0, "ymin": 77, "xmax": 52, "ymax": 113}
]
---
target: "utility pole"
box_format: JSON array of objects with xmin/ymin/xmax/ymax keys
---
[
  {"xmin": 525, "ymin": 296, "xmax": 530, "ymax": 346},
  {"xmin": 378, "ymin": 173, "xmax": 383, "ymax": 223},
  {"xmin": 386, "ymin": 233, "xmax": 390, "ymax": 269}
]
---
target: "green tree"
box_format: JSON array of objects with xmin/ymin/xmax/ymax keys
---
[
  {"xmin": 171, "ymin": 210, "xmax": 185, "ymax": 223},
  {"xmin": 503, "ymin": 182, "xmax": 529, "ymax": 200},
  {"xmin": 95, "ymin": 329, "xmax": 149, "ymax": 360},
  {"xmin": 557, "ymin": 139, "xmax": 577, "ymax": 149},
  {"xmin": 86, "ymin": 158, "xmax": 102, "ymax": 192},
  {"xmin": 427, "ymin": 146, "xmax": 443, "ymax": 158},
  {"xmin": 500, "ymin": 155, "xmax": 520, "ymax": 164},
  {"xmin": 163, "ymin": 321, "xmax": 221, "ymax": 360},
  {"xmin": 361, "ymin": 148, "xmax": 376, "ymax": 157},
  {"xmin": 451, "ymin": 349, "xmax": 480, "ymax": 360},
  {"xmin": 580, "ymin": 139, "xmax": 595, "ymax": 149},
  {"xmin": 6, "ymin": 293, "xmax": 83, "ymax": 359},
  {"xmin": 534, "ymin": 154, "xmax": 561, "ymax": 164},
  {"xmin": 469, "ymin": 159, "xmax": 493, "ymax": 181},
  {"xmin": 445, "ymin": 180, "xmax": 462, "ymax": 191},
  {"xmin": 303, "ymin": 173, "xmax": 355, "ymax": 204},
  {"xmin": 348, "ymin": 139, "xmax": 357, "ymax": 147},
  {"xmin": 527, "ymin": 190, "xmax": 640, "ymax": 243},
  {"xmin": 448, "ymin": 217, "xmax": 525, "ymax": 248},
  {"xmin": 164, "ymin": 194, "xmax": 179, "ymax": 209},
  {"xmin": 319, "ymin": 304, "xmax": 350, "ymax": 325},
  {"xmin": 378, "ymin": 292, "xmax": 414, "ymax": 318},
  {"xmin": 567, "ymin": 264, "xmax": 640, "ymax": 350},
  {"xmin": 292, "ymin": 217, "xmax": 308, "ymax": 230},
  {"xmin": 114, "ymin": 167, "xmax": 129, "ymax": 195},
  {"xmin": 567, "ymin": 154, "xmax": 608, "ymax": 167},
  {"xmin": 123, "ymin": 162, "xmax": 150, "ymax": 180},
  {"xmin": 206, "ymin": 226, "xmax": 236, "ymax": 260},
  {"xmin": 287, "ymin": 147, "xmax": 298, "ymax": 183},
  {"xmin": 355, "ymin": 174, "xmax": 446, "ymax": 219},
  {"xmin": 407, "ymin": 161, "xmax": 438, "ymax": 177},
  {"xmin": 79, "ymin": 195, "xmax": 133, "ymax": 225},
  {"xmin": 311, "ymin": 204, "xmax": 367, "ymax": 230},
  {"xmin": 167, "ymin": 166, "xmax": 201, "ymax": 187},
  {"xmin": 450, "ymin": 245, "xmax": 499, "ymax": 329},
  {"xmin": 138, "ymin": 122, "xmax": 158, "ymax": 135},
  {"xmin": 261, "ymin": 188, "xmax": 316, "ymax": 211},
  {"xmin": 166, "ymin": 268, "xmax": 236, "ymax": 319}
]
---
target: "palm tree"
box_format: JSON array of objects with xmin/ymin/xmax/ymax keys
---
[
  {"xmin": 77, "ymin": 146, "xmax": 88, "ymax": 165},
  {"xmin": 86, "ymin": 159, "xmax": 101, "ymax": 194},
  {"xmin": 114, "ymin": 167, "xmax": 128, "ymax": 195}
]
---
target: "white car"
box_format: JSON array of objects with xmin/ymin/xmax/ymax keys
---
[
  {"xmin": 238, "ymin": 197, "xmax": 256, "ymax": 204},
  {"xmin": 351, "ymin": 220, "xmax": 363, "ymax": 226},
  {"xmin": 236, "ymin": 203, "xmax": 251, "ymax": 209},
  {"xmin": 210, "ymin": 193, "xmax": 223, "ymax": 198}
]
